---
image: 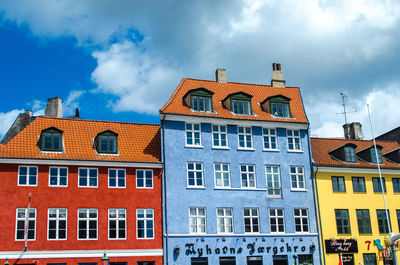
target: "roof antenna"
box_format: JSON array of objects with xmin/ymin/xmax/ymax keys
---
[{"xmin": 337, "ymin": 92, "xmax": 357, "ymax": 124}]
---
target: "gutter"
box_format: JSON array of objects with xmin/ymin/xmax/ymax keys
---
[{"xmin": 161, "ymin": 117, "xmax": 169, "ymax": 265}]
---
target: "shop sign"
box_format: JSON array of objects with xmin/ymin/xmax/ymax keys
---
[{"xmin": 325, "ymin": 239, "xmax": 358, "ymax": 253}]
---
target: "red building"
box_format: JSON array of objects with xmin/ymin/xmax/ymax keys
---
[{"xmin": 0, "ymin": 102, "xmax": 162, "ymax": 265}]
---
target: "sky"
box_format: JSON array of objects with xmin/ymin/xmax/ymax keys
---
[{"xmin": 0, "ymin": 0, "xmax": 400, "ymax": 139}]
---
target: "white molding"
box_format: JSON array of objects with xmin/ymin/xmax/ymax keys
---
[
  {"xmin": 315, "ymin": 166, "xmax": 400, "ymax": 174},
  {"xmin": 166, "ymin": 233, "xmax": 318, "ymax": 237},
  {"xmin": 0, "ymin": 158, "xmax": 162, "ymax": 168},
  {"xmin": 162, "ymin": 114, "xmax": 309, "ymax": 129},
  {"xmin": 0, "ymin": 249, "xmax": 163, "ymax": 259}
]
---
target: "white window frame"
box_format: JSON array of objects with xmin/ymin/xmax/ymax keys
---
[
  {"xmin": 262, "ymin": 128, "xmax": 278, "ymax": 151},
  {"xmin": 136, "ymin": 169, "xmax": 153, "ymax": 189},
  {"xmin": 15, "ymin": 208, "xmax": 36, "ymax": 241},
  {"xmin": 77, "ymin": 208, "xmax": 98, "ymax": 240},
  {"xmin": 187, "ymin": 162, "xmax": 204, "ymax": 188},
  {"xmin": 47, "ymin": 208, "xmax": 67, "ymax": 240},
  {"xmin": 216, "ymin": 208, "xmax": 234, "ymax": 234},
  {"xmin": 18, "ymin": 165, "xmax": 38, "ymax": 186},
  {"xmin": 108, "ymin": 168, "xmax": 126, "ymax": 188},
  {"xmin": 294, "ymin": 208, "xmax": 309, "ymax": 233},
  {"xmin": 214, "ymin": 163, "xmax": 231, "ymax": 188},
  {"xmin": 290, "ymin": 166, "xmax": 306, "ymax": 191},
  {"xmin": 185, "ymin": 123, "xmax": 202, "ymax": 147},
  {"xmin": 49, "ymin": 167, "xmax": 68, "ymax": 187},
  {"xmin": 240, "ymin": 164, "xmax": 256, "ymax": 188},
  {"xmin": 238, "ymin": 126, "xmax": 253, "ymax": 149},
  {"xmin": 78, "ymin": 168, "xmax": 98, "ymax": 188},
  {"xmin": 243, "ymin": 208, "xmax": 259, "ymax": 234},
  {"xmin": 189, "ymin": 207, "xmax": 206, "ymax": 234},
  {"xmin": 136, "ymin": 208, "xmax": 154, "ymax": 239},
  {"xmin": 212, "ymin": 125, "xmax": 228, "ymax": 148},
  {"xmin": 265, "ymin": 165, "xmax": 281, "ymax": 198},
  {"xmin": 269, "ymin": 208, "xmax": 285, "ymax": 234},
  {"xmin": 108, "ymin": 208, "xmax": 127, "ymax": 240},
  {"xmin": 287, "ymin": 129, "xmax": 302, "ymax": 151}
]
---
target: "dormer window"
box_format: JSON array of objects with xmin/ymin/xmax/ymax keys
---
[
  {"xmin": 261, "ymin": 95, "xmax": 292, "ymax": 118},
  {"xmin": 183, "ymin": 88, "xmax": 214, "ymax": 113},
  {"xmin": 40, "ymin": 128, "xmax": 63, "ymax": 152},
  {"xmin": 371, "ymin": 147, "xmax": 383, "ymax": 164},
  {"xmin": 96, "ymin": 131, "xmax": 118, "ymax": 154},
  {"xmin": 344, "ymin": 146, "xmax": 356, "ymax": 162},
  {"xmin": 229, "ymin": 93, "xmax": 252, "ymax": 115}
]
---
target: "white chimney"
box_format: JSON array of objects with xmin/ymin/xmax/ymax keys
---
[
  {"xmin": 45, "ymin": 97, "xmax": 63, "ymax": 118},
  {"xmin": 271, "ymin": 63, "xmax": 285, "ymax": 88}
]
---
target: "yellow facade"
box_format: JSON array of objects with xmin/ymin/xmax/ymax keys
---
[{"xmin": 315, "ymin": 168, "xmax": 400, "ymax": 265}]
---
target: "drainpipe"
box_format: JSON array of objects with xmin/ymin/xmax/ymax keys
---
[{"xmin": 161, "ymin": 116, "xmax": 169, "ymax": 265}]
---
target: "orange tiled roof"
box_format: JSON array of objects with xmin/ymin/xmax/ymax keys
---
[
  {"xmin": 311, "ymin": 137, "xmax": 400, "ymax": 169},
  {"xmin": 160, "ymin": 78, "xmax": 309, "ymax": 124},
  {"xmin": 0, "ymin": 116, "xmax": 161, "ymax": 163}
]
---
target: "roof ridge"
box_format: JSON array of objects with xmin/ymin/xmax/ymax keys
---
[
  {"xmin": 36, "ymin": 116, "xmax": 160, "ymax": 127},
  {"xmin": 183, "ymin": 77, "xmax": 300, "ymax": 88}
]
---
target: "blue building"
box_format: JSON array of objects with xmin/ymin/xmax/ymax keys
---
[{"xmin": 160, "ymin": 64, "xmax": 321, "ymax": 265}]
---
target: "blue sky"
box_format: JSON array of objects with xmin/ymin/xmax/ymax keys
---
[{"xmin": 1, "ymin": 0, "xmax": 400, "ymax": 139}]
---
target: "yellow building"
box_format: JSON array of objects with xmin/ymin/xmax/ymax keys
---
[{"xmin": 311, "ymin": 130, "xmax": 400, "ymax": 265}]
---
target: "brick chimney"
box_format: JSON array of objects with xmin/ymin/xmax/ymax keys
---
[
  {"xmin": 45, "ymin": 97, "xmax": 63, "ymax": 118},
  {"xmin": 216, "ymin": 68, "xmax": 227, "ymax": 83},
  {"xmin": 271, "ymin": 63, "xmax": 285, "ymax": 88},
  {"xmin": 343, "ymin": 122, "xmax": 363, "ymax": 140}
]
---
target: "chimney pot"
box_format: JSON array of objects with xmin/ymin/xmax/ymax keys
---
[
  {"xmin": 216, "ymin": 68, "xmax": 227, "ymax": 83},
  {"xmin": 271, "ymin": 62, "xmax": 285, "ymax": 88},
  {"xmin": 45, "ymin": 97, "xmax": 63, "ymax": 118}
]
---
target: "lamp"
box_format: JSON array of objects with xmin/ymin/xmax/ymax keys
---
[
  {"xmin": 201, "ymin": 237, "xmax": 205, "ymax": 242},
  {"xmin": 310, "ymin": 242, "xmax": 316, "ymax": 251},
  {"xmin": 222, "ymin": 237, "xmax": 226, "ymax": 242},
  {"xmin": 101, "ymin": 251, "xmax": 109, "ymax": 265},
  {"xmin": 4, "ymin": 258, "xmax": 9, "ymax": 265},
  {"xmin": 173, "ymin": 245, "xmax": 180, "ymax": 255}
]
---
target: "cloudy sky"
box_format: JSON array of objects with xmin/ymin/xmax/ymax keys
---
[{"xmin": 0, "ymin": 0, "xmax": 399, "ymax": 139}]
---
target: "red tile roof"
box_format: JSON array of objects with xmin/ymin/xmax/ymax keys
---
[
  {"xmin": 160, "ymin": 78, "xmax": 309, "ymax": 124},
  {"xmin": 311, "ymin": 137, "xmax": 400, "ymax": 169},
  {"xmin": 0, "ymin": 116, "xmax": 161, "ymax": 163}
]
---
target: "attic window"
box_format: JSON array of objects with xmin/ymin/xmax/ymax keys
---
[
  {"xmin": 40, "ymin": 128, "xmax": 63, "ymax": 152},
  {"xmin": 370, "ymin": 147, "xmax": 383, "ymax": 164},
  {"xmin": 231, "ymin": 94, "xmax": 252, "ymax": 115},
  {"xmin": 270, "ymin": 96, "xmax": 291, "ymax": 118},
  {"xmin": 344, "ymin": 146, "xmax": 356, "ymax": 162},
  {"xmin": 191, "ymin": 90, "xmax": 212, "ymax": 112},
  {"xmin": 96, "ymin": 131, "xmax": 118, "ymax": 154}
]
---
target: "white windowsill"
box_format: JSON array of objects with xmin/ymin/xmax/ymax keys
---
[{"xmin": 185, "ymin": 145, "xmax": 204, "ymax": 149}]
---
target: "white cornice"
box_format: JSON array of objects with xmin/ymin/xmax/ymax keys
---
[
  {"xmin": 0, "ymin": 249, "xmax": 163, "ymax": 259},
  {"xmin": 166, "ymin": 233, "xmax": 318, "ymax": 237},
  {"xmin": 0, "ymin": 158, "xmax": 163, "ymax": 168},
  {"xmin": 314, "ymin": 166, "xmax": 400, "ymax": 174},
  {"xmin": 161, "ymin": 114, "xmax": 309, "ymax": 130}
]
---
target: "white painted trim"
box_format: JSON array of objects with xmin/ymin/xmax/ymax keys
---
[
  {"xmin": 315, "ymin": 166, "xmax": 400, "ymax": 174},
  {"xmin": 213, "ymin": 187, "xmax": 267, "ymax": 191},
  {"xmin": 162, "ymin": 114, "xmax": 309, "ymax": 129},
  {"xmin": 166, "ymin": 233, "xmax": 318, "ymax": 237},
  {"xmin": 0, "ymin": 158, "xmax": 162, "ymax": 168},
  {"xmin": 0, "ymin": 249, "xmax": 163, "ymax": 259}
]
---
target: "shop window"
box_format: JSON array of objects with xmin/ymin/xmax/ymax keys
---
[
  {"xmin": 272, "ymin": 255, "xmax": 288, "ymax": 265},
  {"xmin": 137, "ymin": 263, "xmax": 154, "ymax": 265},
  {"xmin": 363, "ymin": 254, "xmax": 377, "ymax": 265},
  {"xmin": 298, "ymin": 254, "xmax": 313, "ymax": 265},
  {"xmin": 220, "ymin": 257, "xmax": 236, "ymax": 265},
  {"xmin": 247, "ymin": 256, "xmax": 263, "ymax": 265},
  {"xmin": 191, "ymin": 258, "xmax": 208, "ymax": 265}
]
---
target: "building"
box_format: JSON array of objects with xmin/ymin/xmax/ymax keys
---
[
  {"xmin": 311, "ymin": 123, "xmax": 400, "ymax": 265},
  {"xmin": 160, "ymin": 64, "xmax": 321, "ymax": 265},
  {"xmin": 377, "ymin": 126, "xmax": 400, "ymax": 144},
  {"xmin": 0, "ymin": 98, "xmax": 163, "ymax": 265}
]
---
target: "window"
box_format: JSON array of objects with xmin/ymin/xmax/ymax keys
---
[
  {"xmin": 356, "ymin": 209, "xmax": 372, "ymax": 234},
  {"xmin": 232, "ymin": 99, "xmax": 251, "ymax": 115},
  {"xmin": 332, "ymin": 176, "xmax": 346, "ymax": 192},
  {"xmin": 335, "ymin": 209, "xmax": 351, "ymax": 234},
  {"xmin": 287, "ymin": 130, "xmax": 301, "ymax": 151},
  {"xmin": 96, "ymin": 131, "xmax": 117, "ymax": 154},
  {"xmin": 16, "ymin": 208, "xmax": 36, "ymax": 240},
  {"xmin": 393, "ymin": 178, "xmax": 400, "ymax": 193},
  {"xmin": 78, "ymin": 168, "xmax": 98, "ymax": 187},
  {"xmin": 191, "ymin": 258, "xmax": 208, "ymax": 265},
  {"xmin": 191, "ymin": 94, "xmax": 212, "ymax": 112},
  {"xmin": 290, "ymin": 166, "xmax": 305, "ymax": 190},
  {"xmin": 269, "ymin": 208, "xmax": 284, "ymax": 233},
  {"xmin": 247, "ymin": 256, "xmax": 262, "ymax": 265},
  {"xmin": 262, "ymin": 128, "xmax": 278, "ymax": 150},
  {"xmin": 78, "ymin": 209, "xmax": 98, "ymax": 239},
  {"xmin": 238, "ymin": 126, "xmax": 253, "ymax": 149},
  {"xmin": 344, "ymin": 146, "xmax": 357, "ymax": 162},
  {"xmin": 18, "ymin": 166, "xmax": 38, "ymax": 186},
  {"xmin": 136, "ymin": 169, "xmax": 153, "ymax": 188},
  {"xmin": 212, "ymin": 125, "xmax": 228, "ymax": 148},
  {"xmin": 370, "ymin": 148, "xmax": 383, "ymax": 164},
  {"xmin": 48, "ymin": 208, "xmax": 67, "ymax": 240},
  {"xmin": 240, "ymin": 164, "xmax": 256, "ymax": 188},
  {"xmin": 186, "ymin": 123, "xmax": 201, "ymax": 146},
  {"xmin": 214, "ymin": 163, "xmax": 230, "ymax": 188},
  {"xmin": 266, "ymin": 165, "xmax": 281, "ymax": 197},
  {"xmin": 377, "ymin": 209, "xmax": 391, "ymax": 234},
  {"xmin": 270, "ymin": 102, "xmax": 290, "ymax": 118},
  {"xmin": 109, "ymin": 209, "xmax": 126, "ymax": 239},
  {"xmin": 189, "ymin": 207, "xmax": 206, "ymax": 234},
  {"xmin": 219, "ymin": 257, "xmax": 236, "ymax": 265},
  {"xmin": 49, "ymin": 167, "xmax": 68, "ymax": 186},
  {"xmin": 372, "ymin": 177, "xmax": 386, "ymax": 192},
  {"xmin": 363, "ymin": 254, "xmax": 377, "ymax": 265},
  {"xmin": 137, "ymin": 262, "xmax": 155, "ymax": 265},
  {"xmin": 108, "ymin": 169, "xmax": 126, "ymax": 188},
  {"xmin": 217, "ymin": 208, "xmax": 233, "ymax": 234},
  {"xmin": 397, "ymin": 210, "xmax": 400, "ymax": 232},
  {"xmin": 352, "ymin": 177, "xmax": 366, "ymax": 192},
  {"xmin": 187, "ymin": 162, "xmax": 204, "ymax": 188},
  {"xmin": 41, "ymin": 128, "xmax": 62, "ymax": 151},
  {"xmin": 244, "ymin": 208, "xmax": 259, "ymax": 234},
  {"xmin": 298, "ymin": 255, "xmax": 313, "ymax": 265},
  {"xmin": 137, "ymin": 209, "xmax": 154, "ymax": 239},
  {"xmin": 294, "ymin": 208, "xmax": 309, "ymax": 233}
]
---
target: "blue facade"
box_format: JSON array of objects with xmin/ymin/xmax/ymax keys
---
[{"xmin": 162, "ymin": 117, "xmax": 321, "ymax": 265}]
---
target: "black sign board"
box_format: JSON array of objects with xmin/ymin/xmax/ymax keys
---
[
  {"xmin": 343, "ymin": 254, "xmax": 354, "ymax": 265},
  {"xmin": 325, "ymin": 239, "xmax": 358, "ymax": 253}
]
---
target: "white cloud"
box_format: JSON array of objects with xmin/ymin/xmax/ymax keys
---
[
  {"xmin": 0, "ymin": 109, "xmax": 23, "ymax": 138},
  {"xmin": 63, "ymin": 90, "xmax": 85, "ymax": 117}
]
